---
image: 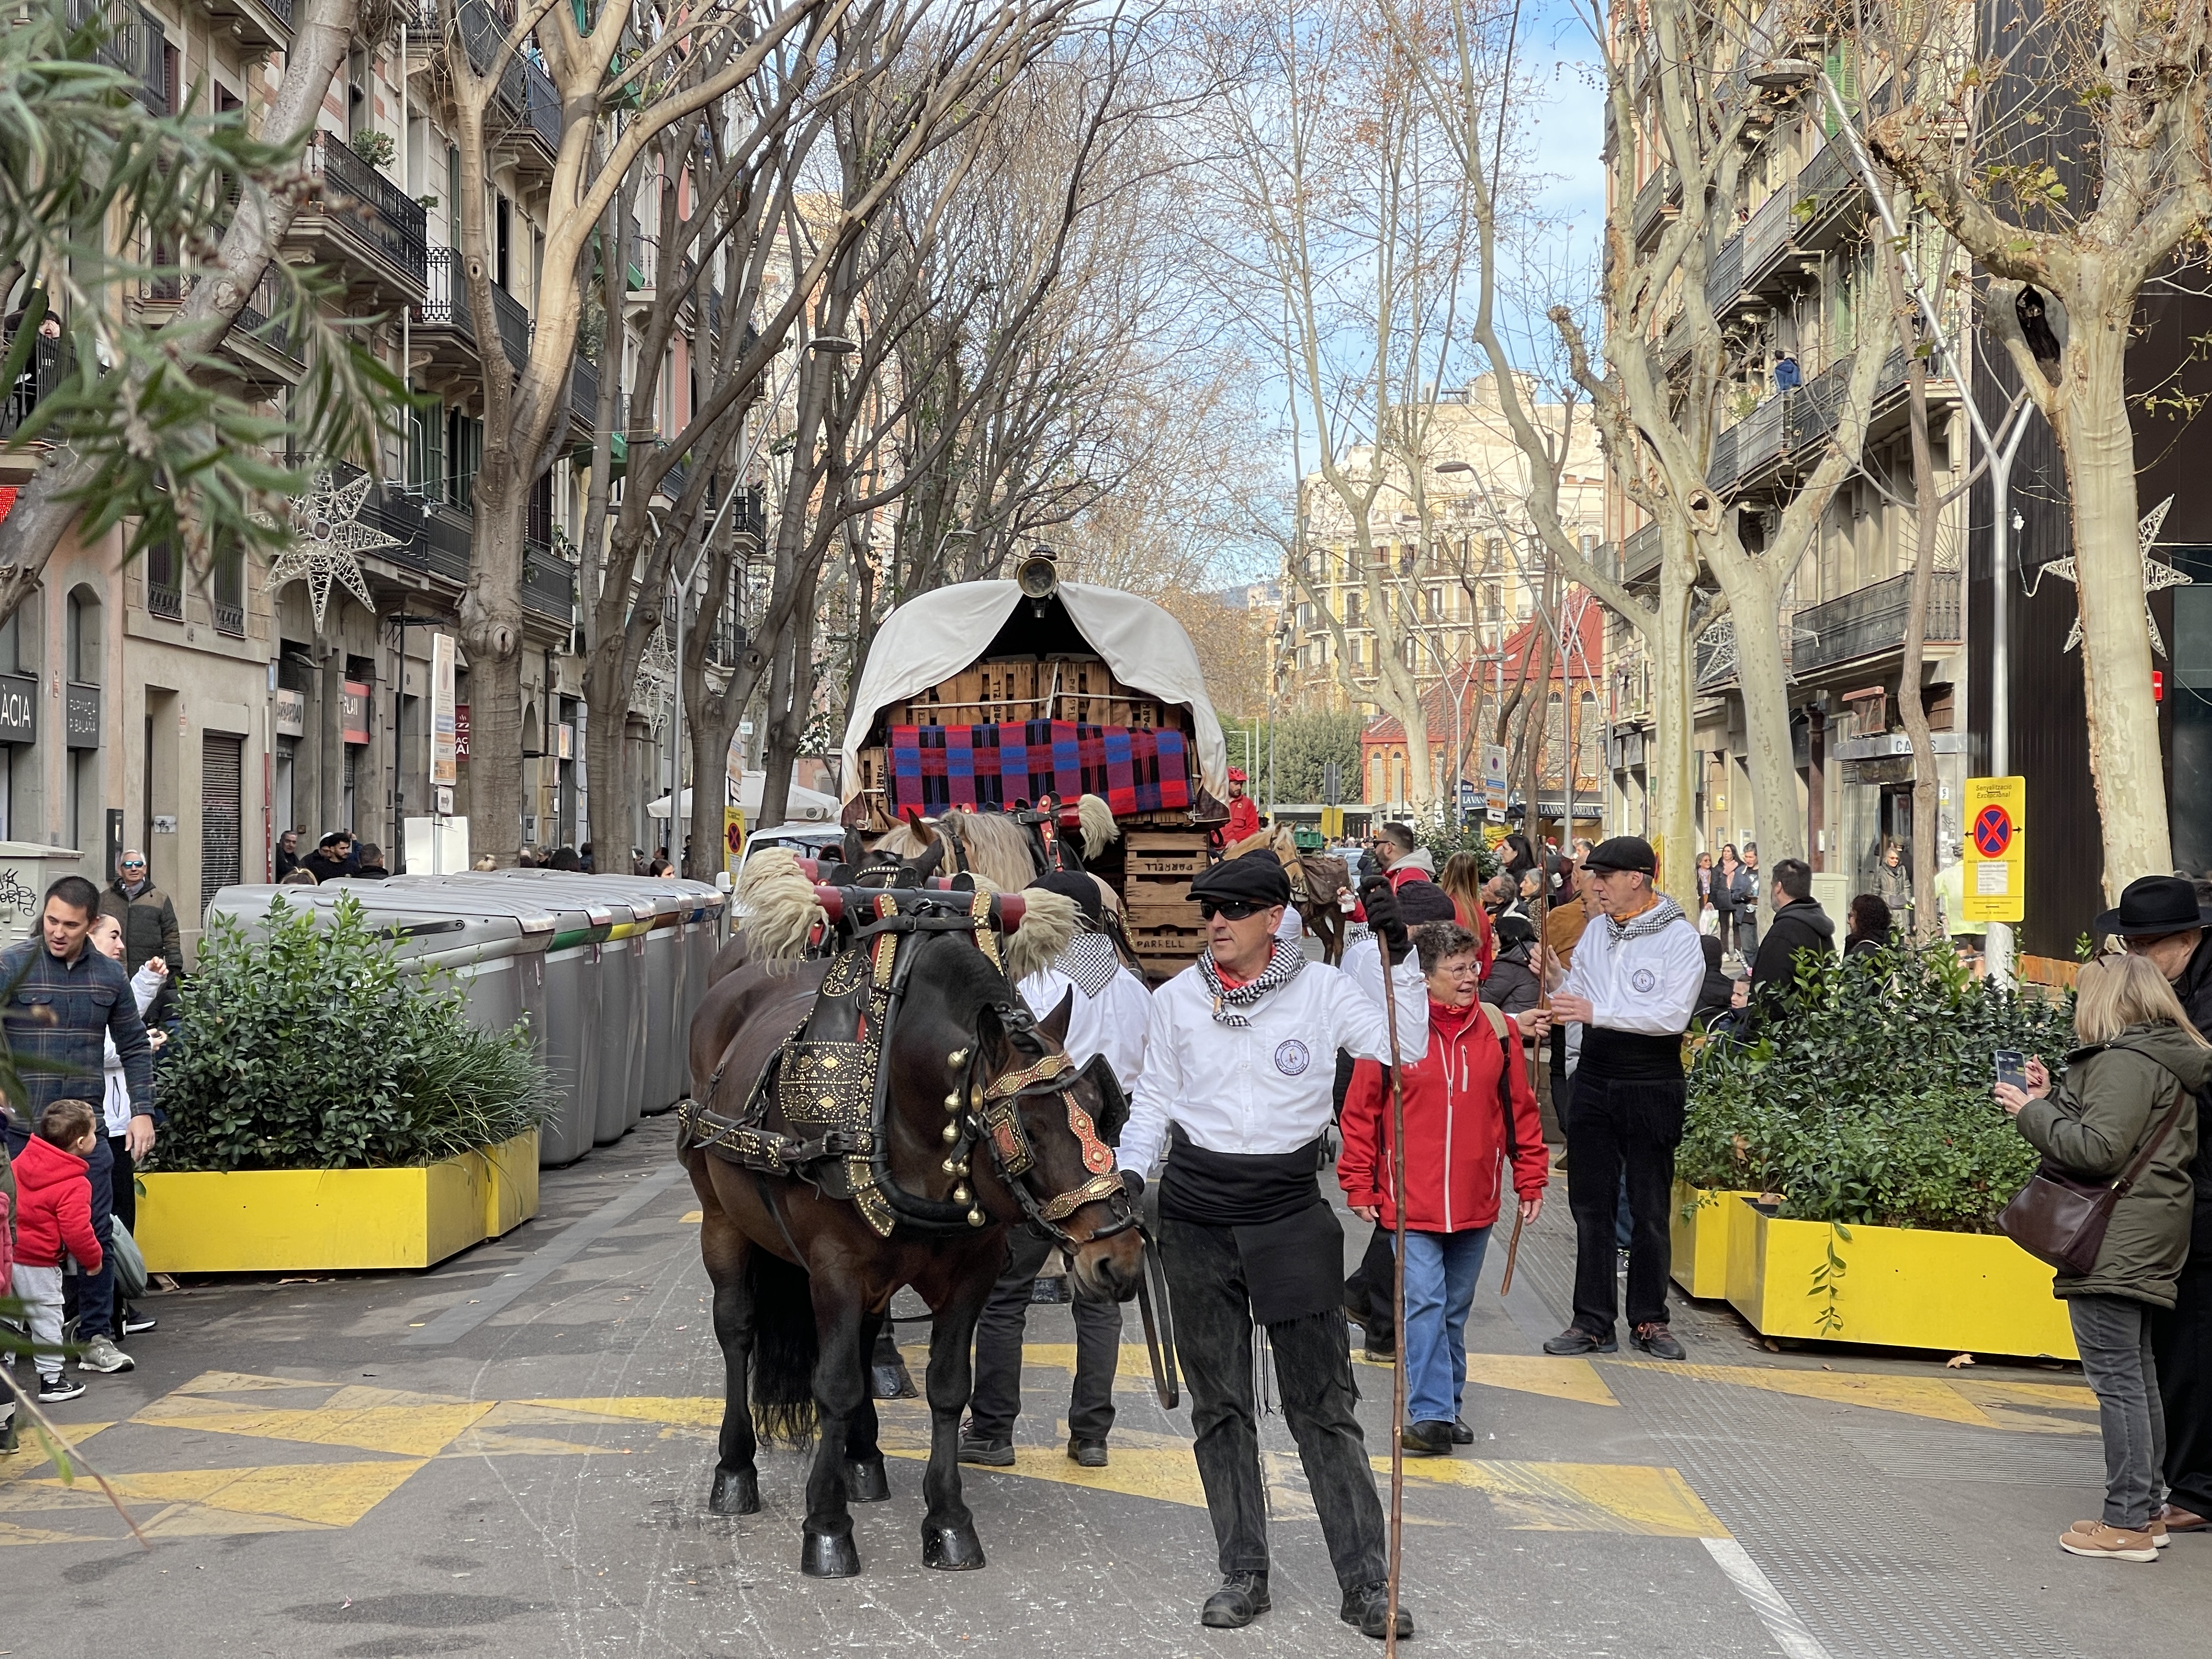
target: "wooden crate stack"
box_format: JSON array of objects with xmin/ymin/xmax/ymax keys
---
[{"xmin": 1122, "ymin": 829, "xmax": 1210, "ymax": 981}]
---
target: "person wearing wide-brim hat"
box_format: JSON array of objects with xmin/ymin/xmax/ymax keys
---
[
  {"xmin": 1118, "ymin": 850, "xmax": 1424, "ymax": 1638},
  {"xmin": 2102, "ymin": 873, "xmax": 2212, "ymax": 1543}
]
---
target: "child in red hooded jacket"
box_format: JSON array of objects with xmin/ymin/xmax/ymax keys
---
[
  {"xmin": 7, "ymin": 1100, "xmax": 104, "ymax": 1403},
  {"xmin": 1340, "ymin": 920, "xmax": 1547, "ymax": 1456}
]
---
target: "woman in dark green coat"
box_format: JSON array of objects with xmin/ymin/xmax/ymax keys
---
[{"xmin": 1999, "ymin": 953, "xmax": 2212, "ymax": 1564}]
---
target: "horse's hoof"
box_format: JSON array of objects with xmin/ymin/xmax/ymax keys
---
[
  {"xmin": 709, "ymin": 1466, "xmax": 760, "ymax": 1516},
  {"xmin": 871, "ymin": 1361, "xmax": 918, "ymax": 1400},
  {"xmin": 922, "ymin": 1522, "xmax": 986, "ymax": 1571},
  {"xmin": 801, "ymin": 1528, "xmax": 862, "ymax": 1578},
  {"xmin": 844, "ymin": 1455, "xmax": 891, "ymax": 1503}
]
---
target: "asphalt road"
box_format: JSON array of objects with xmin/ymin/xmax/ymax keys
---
[{"xmin": 5, "ymin": 1121, "xmax": 2210, "ymax": 1658}]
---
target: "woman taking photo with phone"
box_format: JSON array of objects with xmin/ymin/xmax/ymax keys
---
[{"xmin": 1996, "ymin": 953, "xmax": 2212, "ymax": 1562}]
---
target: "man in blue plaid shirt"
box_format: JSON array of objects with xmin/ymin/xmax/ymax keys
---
[{"xmin": 1, "ymin": 875, "xmax": 157, "ymax": 1378}]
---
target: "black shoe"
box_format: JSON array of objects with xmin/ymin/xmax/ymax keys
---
[
  {"xmin": 1542, "ymin": 1326, "xmax": 1617, "ymax": 1356},
  {"xmin": 1450, "ymin": 1417, "xmax": 1473, "ymax": 1444},
  {"xmin": 956, "ymin": 1432, "xmax": 1014, "ymax": 1468},
  {"xmin": 1201, "ymin": 1571, "xmax": 1270, "ymax": 1628},
  {"xmin": 1630, "ymin": 1322, "xmax": 1687, "ymax": 1361},
  {"xmin": 1400, "ymin": 1420, "xmax": 1453, "ymax": 1457},
  {"xmin": 121, "ymin": 1311, "xmax": 156, "ymax": 1335},
  {"xmin": 1067, "ymin": 1438, "xmax": 1109, "ymax": 1469},
  {"xmin": 1340, "ymin": 1582, "xmax": 1413, "ymax": 1640},
  {"xmin": 1363, "ymin": 1342, "xmax": 1396, "ymax": 1362}
]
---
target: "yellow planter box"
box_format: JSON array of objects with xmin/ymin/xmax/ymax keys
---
[
  {"xmin": 1723, "ymin": 1197, "xmax": 2078, "ymax": 1359},
  {"xmin": 138, "ymin": 1139, "xmax": 531, "ymax": 1273},
  {"xmin": 477, "ymin": 1128, "xmax": 541, "ymax": 1239},
  {"xmin": 1669, "ymin": 1183, "xmax": 1757, "ymax": 1299}
]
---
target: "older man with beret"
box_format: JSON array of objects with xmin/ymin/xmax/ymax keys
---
[{"xmin": 1121, "ymin": 851, "xmax": 1424, "ymax": 1639}]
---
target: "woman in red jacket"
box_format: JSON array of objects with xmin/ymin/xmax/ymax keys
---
[{"xmin": 1339, "ymin": 921, "xmax": 1547, "ymax": 1455}]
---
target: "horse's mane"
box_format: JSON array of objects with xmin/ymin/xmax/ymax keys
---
[{"xmin": 876, "ymin": 798, "xmax": 1117, "ymax": 891}]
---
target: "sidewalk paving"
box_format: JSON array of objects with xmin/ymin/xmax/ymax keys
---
[{"xmin": 2, "ymin": 1124, "xmax": 2208, "ymax": 1657}]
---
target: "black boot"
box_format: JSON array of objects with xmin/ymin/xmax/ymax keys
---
[
  {"xmin": 1400, "ymin": 1420, "xmax": 1453, "ymax": 1457},
  {"xmin": 1340, "ymin": 1581, "xmax": 1414, "ymax": 1640},
  {"xmin": 1200, "ymin": 1571, "xmax": 1271, "ymax": 1628}
]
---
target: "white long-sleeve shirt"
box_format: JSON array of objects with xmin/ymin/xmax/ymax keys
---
[
  {"xmin": 101, "ymin": 963, "xmax": 165, "ymax": 1135},
  {"xmin": 1559, "ymin": 909, "xmax": 1705, "ymax": 1039},
  {"xmin": 1018, "ymin": 962, "xmax": 1152, "ymax": 1092},
  {"xmin": 1119, "ymin": 953, "xmax": 1427, "ymax": 1178}
]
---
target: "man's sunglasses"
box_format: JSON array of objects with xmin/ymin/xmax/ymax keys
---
[{"xmin": 1199, "ymin": 899, "xmax": 1266, "ymax": 921}]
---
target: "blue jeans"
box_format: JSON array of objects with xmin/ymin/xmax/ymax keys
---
[{"xmin": 1395, "ymin": 1227, "xmax": 1493, "ymax": 1425}]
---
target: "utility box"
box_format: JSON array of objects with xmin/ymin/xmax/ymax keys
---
[{"xmin": 0, "ymin": 842, "xmax": 85, "ymax": 950}]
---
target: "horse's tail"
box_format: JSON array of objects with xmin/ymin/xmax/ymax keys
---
[{"xmin": 744, "ymin": 1249, "xmax": 820, "ymax": 1446}]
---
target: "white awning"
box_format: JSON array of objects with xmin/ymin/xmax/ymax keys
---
[
  {"xmin": 837, "ymin": 580, "xmax": 1228, "ymax": 800},
  {"xmin": 649, "ymin": 772, "xmax": 840, "ymax": 821}
]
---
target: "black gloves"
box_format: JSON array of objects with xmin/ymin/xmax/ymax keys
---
[
  {"xmin": 1120, "ymin": 1169, "xmax": 1145, "ymax": 1200},
  {"xmin": 1361, "ymin": 878, "xmax": 1410, "ymax": 961}
]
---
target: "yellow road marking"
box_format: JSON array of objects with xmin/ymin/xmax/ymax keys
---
[
  {"xmin": 0, "ymin": 1422, "xmax": 113, "ymax": 1485},
  {"xmin": 22, "ymin": 1458, "xmax": 429, "ymax": 1533},
  {"xmin": 131, "ymin": 1399, "xmax": 495, "ymax": 1459},
  {"xmin": 1355, "ymin": 1350, "xmax": 1620, "ymax": 1409},
  {"xmin": 681, "ymin": 1210, "xmax": 704, "ymax": 1223},
  {"xmin": 1611, "ymin": 1361, "xmax": 2003, "ymax": 1428},
  {"xmin": 1376, "ymin": 1456, "xmax": 1728, "ymax": 1538},
  {"xmin": 518, "ymin": 1396, "xmax": 725, "ymax": 1431}
]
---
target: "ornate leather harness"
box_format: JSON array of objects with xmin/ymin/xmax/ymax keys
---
[{"xmin": 681, "ymin": 887, "xmax": 1135, "ymax": 1249}]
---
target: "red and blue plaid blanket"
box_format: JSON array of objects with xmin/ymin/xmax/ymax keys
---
[{"xmin": 888, "ymin": 721, "xmax": 1191, "ymax": 817}]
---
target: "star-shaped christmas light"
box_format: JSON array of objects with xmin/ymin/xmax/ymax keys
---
[
  {"xmin": 634, "ymin": 624, "xmax": 676, "ymax": 735},
  {"xmin": 2025, "ymin": 494, "xmax": 2191, "ymax": 656},
  {"xmin": 263, "ymin": 468, "xmax": 399, "ymax": 631}
]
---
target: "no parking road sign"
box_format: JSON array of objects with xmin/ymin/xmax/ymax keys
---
[{"xmin": 1963, "ymin": 776, "xmax": 2025, "ymax": 924}]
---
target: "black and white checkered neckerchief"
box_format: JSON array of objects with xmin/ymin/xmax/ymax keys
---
[
  {"xmin": 1198, "ymin": 935, "xmax": 1307, "ymax": 1026},
  {"xmin": 1055, "ymin": 930, "xmax": 1121, "ymax": 997}
]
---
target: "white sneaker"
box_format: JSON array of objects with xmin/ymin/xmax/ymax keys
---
[
  {"xmin": 77, "ymin": 1335, "xmax": 134, "ymax": 1374},
  {"xmin": 36, "ymin": 1374, "xmax": 87, "ymax": 1403}
]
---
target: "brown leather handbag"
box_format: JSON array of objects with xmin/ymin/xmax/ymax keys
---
[{"xmin": 1999, "ymin": 1052, "xmax": 2193, "ymax": 1276}]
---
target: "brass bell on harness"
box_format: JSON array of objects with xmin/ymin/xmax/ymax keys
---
[
  {"xmin": 941, "ymin": 1156, "xmax": 969, "ymax": 1175},
  {"xmin": 947, "ymin": 1047, "xmax": 969, "ymax": 1068},
  {"xmin": 953, "ymin": 1184, "xmax": 972, "ymax": 1206},
  {"xmin": 967, "ymin": 1207, "xmax": 986, "ymax": 1227},
  {"xmin": 941, "ymin": 1121, "xmax": 962, "ymax": 1143},
  {"xmin": 943, "ymin": 1092, "xmax": 961, "ymax": 1111}
]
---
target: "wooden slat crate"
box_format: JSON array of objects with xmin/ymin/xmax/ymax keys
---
[
  {"xmin": 1124, "ymin": 878, "xmax": 1197, "ymax": 928},
  {"xmin": 1132, "ymin": 923, "xmax": 1205, "ymax": 957},
  {"xmin": 1127, "ymin": 840, "xmax": 1210, "ymax": 878}
]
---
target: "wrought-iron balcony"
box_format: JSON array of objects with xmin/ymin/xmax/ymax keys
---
[
  {"xmin": 413, "ymin": 247, "xmax": 529, "ymax": 374},
  {"xmin": 1622, "ymin": 522, "xmax": 1661, "ymax": 584},
  {"xmin": 1631, "ymin": 163, "xmax": 1680, "ymax": 246},
  {"xmin": 522, "ymin": 541, "xmax": 575, "ymax": 624},
  {"xmin": 198, "ymin": 0, "xmax": 292, "ymax": 51},
  {"xmin": 134, "ymin": 263, "xmax": 299, "ymax": 384},
  {"xmin": 1792, "ymin": 571, "xmax": 1962, "ymax": 676},
  {"xmin": 295, "ymin": 131, "xmax": 430, "ymax": 298},
  {"xmin": 1, "ymin": 331, "xmax": 69, "ymax": 443},
  {"xmin": 66, "ymin": 0, "xmax": 168, "ymax": 114}
]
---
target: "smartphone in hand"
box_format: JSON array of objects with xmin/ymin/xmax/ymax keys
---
[{"xmin": 1994, "ymin": 1049, "xmax": 2028, "ymax": 1092}]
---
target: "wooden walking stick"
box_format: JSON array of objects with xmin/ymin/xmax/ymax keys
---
[{"xmin": 1374, "ymin": 913, "xmax": 1410, "ymax": 1658}]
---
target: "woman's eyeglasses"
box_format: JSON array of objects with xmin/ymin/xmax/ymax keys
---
[{"xmin": 1199, "ymin": 899, "xmax": 1264, "ymax": 921}]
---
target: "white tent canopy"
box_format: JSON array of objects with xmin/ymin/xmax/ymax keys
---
[
  {"xmin": 648, "ymin": 771, "xmax": 841, "ymax": 822},
  {"xmin": 838, "ymin": 580, "xmax": 1229, "ymax": 802}
]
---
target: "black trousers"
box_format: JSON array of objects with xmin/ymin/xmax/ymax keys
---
[
  {"xmin": 2154, "ymin": 1251, "xmax": 2212, "ymax": 1518},
  {"xmin": 1344, "ymin": 1222, "xmax": 1397, "ymax": 1347},
  {"xmin": 1162, "ymin": 1215, "xmax": 1387, "ymax": 1590},
  {"xmin": 1566, "ymin": 1070, "xmax": 1686, "ymax": 1334},
  {"xmin": 968, "ymin": 1226, "xmax": 1121, "ymax": 1444}
]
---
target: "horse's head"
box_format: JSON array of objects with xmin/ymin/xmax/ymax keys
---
[
  {"xmin": 891, "ymin": 927, "xmax": 1144, "ymax": 1302},
  {"xmin": 967, "ymin": 991, "xmax": 1146, "ymax": 1302}
]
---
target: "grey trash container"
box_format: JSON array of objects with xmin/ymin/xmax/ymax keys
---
[
  {"xmin": 386, "ymin": 874, "xmax": 613, "ymax": 1167},
  {"xmin": 479, "ymin": 869, "xmax": 651, "ymax": 1141},
  {"xmin": 569, "ymin": 873, "xmax": 699, "ymax": 1115}
]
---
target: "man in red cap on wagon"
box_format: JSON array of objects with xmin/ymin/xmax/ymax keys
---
[{"xmin": 1223, "ymin": 769, "xmax": 1262, "ymax": 843}]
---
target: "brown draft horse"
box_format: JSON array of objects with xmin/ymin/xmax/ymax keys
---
[{"xmin": 682, "ymin": 878, "xmax": 1146, "ymax": 1578}]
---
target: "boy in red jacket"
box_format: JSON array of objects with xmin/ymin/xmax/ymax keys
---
[
  {"xmin": 1339, "ymin": 921, "xmax": 1547, "ymax": 1455},
  {"xmin": 7, "ymin": 1101, "xmax": 104, "ymax": 1403}
]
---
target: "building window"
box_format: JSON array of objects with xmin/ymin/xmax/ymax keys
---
[
  {"xmin": 146, "ymin": 538, "xmax": 182, "ymax": 622},
  {"xmin": 212, "ymin": 535, "xmax": 245, "ymax": 637},
  {"xmin": 411, "ymin": 400, "xmax": 445, "ymax": 502},
  {"xmin": 447, "ymin": 410, "xmax": 483, "ymax": 512}
]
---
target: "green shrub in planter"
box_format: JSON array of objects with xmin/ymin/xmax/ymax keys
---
[
  {"xmin": 1680, "ymin": 940, "xmax": 2073, "ymax": 1232},
  {"xmin": 156, "ymin": 894, "xmax": 552, "ymax": 1171}
]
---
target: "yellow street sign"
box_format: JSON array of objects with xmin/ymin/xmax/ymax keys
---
[
  {"xmin": 1962, "ymin": 776, "xmax": 2025, "ymax": 924},
  {"xmin": 723, "ymin": 806, "xmax": 747, "ymax": 876},
  {"xmin": 1319, "ymin": 805, "xmax": 1344, "ymax": 839}
]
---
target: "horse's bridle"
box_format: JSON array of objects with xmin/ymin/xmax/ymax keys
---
[{"xmin": 962, "ymin": 1037, "xmax": 1138, "ymax": 1250}]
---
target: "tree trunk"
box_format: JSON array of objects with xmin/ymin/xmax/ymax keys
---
[
  {"xmin": 1731, "ymin": 557, "xmax": 1803, "ymax": 873},
  {"xmin": 459, "ymin": 495, "xmax": 528, "ymax": 862},
  {"xmin": 1647, "ymin": 548, "xmax": 1699, "ymax": 896},
  {"xmin": 2059, "ymin": 300, "xmax": 2172, "ymax": 895}
]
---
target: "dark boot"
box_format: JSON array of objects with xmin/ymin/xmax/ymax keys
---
[
  {"xmin": 1340, "ymin": 1582, "xmax": 1414, "ymax": 1640},
  {"xmin": 1201, "ymin": 1571, "xmax": 1271, "ymax": 1629},
  {"xmin": 1400, "ymin": 1420, "xmax": 1453, "ymax": 1458}
]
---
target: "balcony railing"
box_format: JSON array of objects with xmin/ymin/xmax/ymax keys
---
[
  {"xmin": 66, "ymin": 0, "xmax": 168, "ymax": 114},
  {"xmin": 214, "ymin": 596, "xmax": 245, "ymax": 637},
  {"xmin": 2, "ymin": 332, "xmax": 69, "ymax": 441},
  {"xmin": 1792, "ymin": 571, "xmax": 1962, "ymax": 676},
  {"xmin": 1622, "ymin": 521, "xmax": 1660, "ymax": 583},
  {"xmin": 415, "ymin": 246, "xmax": 529, "ymax": 371},
  {"xmin": 491, "ymin": 283, "xmax": 531, "ymax": 373},
  {"xmin": 522, "ymin": 542, "xmax": 575, "ymax": 623},
  {"xmin": 1630, "ymin": 163, "xmax": 1679, "ymax": 243},
  {"xmin": 148, "ymin": 581, "xmax": 183, "ymax": 620},
  {"xmin": 140, "ymin": 262, "xmax": 293, "ymax": 360},
  {"xmin": 568, "ymin": 352, "xmax": 599, "ymax": 422},
  {"xmin": 303, "ymin": 130, "xmax": 428, "ymax": 291}
]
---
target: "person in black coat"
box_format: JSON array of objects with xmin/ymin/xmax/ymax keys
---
[
  {"xmin": 1691, "ymin": 934, "xmax": 1735, "ymax": 1026},
  {"xmin": 1480, "ymin": 912, "xmax": 1542, "ymax": 1018},
  {"xmin": 1843, "ymin": 893, "xmax": 1892, "ymax": 958},
  {"xmin": 300, "ymin": 830, "xmax": 360, "ymax": 884},
  {"xmin": 1746, "ymin": 857, "xmax": 1835, "ymax": 1025}
]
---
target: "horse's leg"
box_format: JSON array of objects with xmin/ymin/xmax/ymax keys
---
[
  {"xmin": 799, "ymin": 1284, "xmax": 871, "ymax": 1578},
  {"xmin": 843, "ymin": 1309, "xmax": 891, "ymax": 1503},
  {"xmin": 918, "ymin": 1265, "xmax": 996, "ymax": 1570},
  {"xmin": 697, "ymin": 1169, "xmax": 761, "ymax": 1516}
]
